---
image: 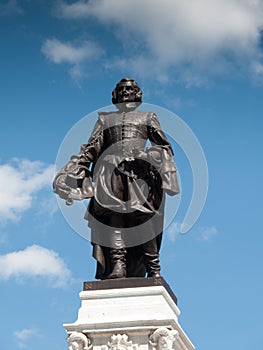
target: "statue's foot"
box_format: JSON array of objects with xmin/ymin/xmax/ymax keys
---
[
  {"xmin": 108, "ymin": 261, "xmax": 126, "ymax": 279},
  {"xmin": 147, "ymin": 272, "xmax": 161, "ymax": 278}
]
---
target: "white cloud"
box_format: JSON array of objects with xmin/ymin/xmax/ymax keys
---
[
  {"xmin": 166, "ymin": 222, "xmax": 218, "ymax": 241},
  {"xmin": 14, "ymin": 328, "xmax": 41, "ymax": 348},
  {"xmin": 36, "ymin": 194, "xmax": 58, "ymax": 219},
  {"xmin": 166, "ymin": 221, "xmax": 181, "ymax": 242},
  {"xmin": 14, "ymin": 328, "xmax": 38, "ymax": 341},
  {"xmin": 41, "ymin": 38, "xmax": 104, "ymax": 79},
  {"xmin": 41, "ymin": 38, "xmax": 102, "ymax": 64},
  {"xmin": 55, "ymin": 0, "xmax": 263, "ymax": 82},
  {"xmin": 55, "ymin": 0, "xmax": 91, "ymax": 19},
  {"xmin": 0, "ymin": 245, "xmax": 72, "ymax": 287},
  {"xmin": 0, "ymin": 158, "xmax": 54, "ymax": 223},
  {"xmin": 200, "ymin": 226, "xmax": 218, "ymax": 241},
  {"xmin": 14, "ymin": 328, "xmax": 36, "ymax": 341}
]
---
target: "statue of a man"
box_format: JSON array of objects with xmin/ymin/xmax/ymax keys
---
[{"xmin": 53, "ymin": 78, "xmax": 179, "ymax": 280}]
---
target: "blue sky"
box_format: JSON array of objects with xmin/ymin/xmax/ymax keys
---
[{"xmin": 0, "ymin": 0, "xmax": 263, "ymax": 349}]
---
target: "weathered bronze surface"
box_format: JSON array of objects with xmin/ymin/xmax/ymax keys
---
[{"xmin": 53, "ymin": 78, "xmax": 179, "ymax": 280}]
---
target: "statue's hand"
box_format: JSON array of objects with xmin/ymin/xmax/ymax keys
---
[
  {"xmin": 53, "ymin": 153, "xmax": 94, "ymax": 205},
  {"xmin": 53, "ymin": 172, "xmax": 74, "ymax": 204},
  {"xmin": 53, "ymin": 169, "xmax": 94, "ymax": 205},
  {"xmin": 66, "ymin": 175, "xmax": 94, "ymax": 200}
]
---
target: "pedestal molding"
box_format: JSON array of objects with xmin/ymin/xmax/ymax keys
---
[
  {"xmin": 64, "ymin": 280, "xmax": 195, "ymax": 350},
  {"xmin": 79, "ymin": 286, "xmax": 180, "ymax": 317}
]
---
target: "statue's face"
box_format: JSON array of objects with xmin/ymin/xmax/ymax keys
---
[{"xmin": 115, "ymin": 81, "xmax": 137, "ymax": 104}]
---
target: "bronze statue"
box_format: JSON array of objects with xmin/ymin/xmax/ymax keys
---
[{"xmin": 53, "ymin": 78, "xmax": 179, "ymax": 279}]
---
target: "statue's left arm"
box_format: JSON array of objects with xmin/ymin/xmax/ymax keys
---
[
  {"xmin": 53, "ymin": 117, "xmax": 104, "ymax": 204},
  {"xmin": 148, "ymin": 113, "xmax": 180, "ymax": 196}
]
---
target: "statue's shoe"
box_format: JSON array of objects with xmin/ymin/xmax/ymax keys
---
[
  {"xmin": 108, "ymin": 261, "xmax": 126, "ymax": 279},
  {"xmin": 147, "ymin": 272, "xmax": 161, "ymax": 278}
]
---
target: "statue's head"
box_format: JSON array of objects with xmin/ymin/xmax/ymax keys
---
[{"xmin": 112, "ymin": 78, "xmax": 142, "ymax": 109}]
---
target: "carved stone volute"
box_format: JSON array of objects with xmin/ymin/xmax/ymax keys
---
[
  {"xmin": 149, "ymin": 327, "xmax": 179, "ymax": 350},
  {"xmin": 67, "ymin": 332, "xmax": 92, "ymax": 350}
]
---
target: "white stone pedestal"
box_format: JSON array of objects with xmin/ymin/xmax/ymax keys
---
[{"xmin": 64, "ymin": 278, "xmax": 195, "ymax": 350}]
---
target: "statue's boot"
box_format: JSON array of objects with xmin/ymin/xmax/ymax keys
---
[
  {"xmin": 144, "ymin": 252, "xmax": 161, "ymax": 277},
  {"xmin": 108, "ymin": 229, "xmax": 126, "ymax": 279},
  {"xmin": 143, "ymin": 239, "xmax": 161, "ymax": 278},
  {"xmin": 108, "ymin": 248, "xmax": 127, "ymax": 278}
]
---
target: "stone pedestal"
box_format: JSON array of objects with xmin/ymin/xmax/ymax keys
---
[{"xmin": 64, "ymin": 277, "xmax": 195, "ymax": 350}]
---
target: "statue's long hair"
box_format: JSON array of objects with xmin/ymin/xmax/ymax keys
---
[{"xmin": 112, "ymin": 78, "xmax": 142, "ymax": 105}]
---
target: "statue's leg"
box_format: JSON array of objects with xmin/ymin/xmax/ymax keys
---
[
  {"xmin": 107, "ymin": 227, "xmax": 127, "ymax": 279},
  {"xmin": 106, "ymin": 169, "xmax": 128, "ymax": 279},
  {"xmin": 142, "ymin": 239, "xmax": 161, "ymax": 278}
]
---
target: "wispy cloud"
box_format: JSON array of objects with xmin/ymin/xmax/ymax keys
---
[
  {"xmin": 0, "ymin": 158, "xmax": 54, "ymax": 223},
  {"xmin": 166, "ymin": 221, "xmax": 181, "ymax": 242},
  {"xmin": 55, "ymin": 0, "xmax": 91, "ymax": 19},
  {"xmin": 36, "ymin": 195, "xmax": 58, "ymax": 219},
  {"xmin": 41, "ymin": 38, "xmax": 102, "ymax": 64},
  {"xmin": 0, "ymin": 245, "xmax": 72, "ymax": 287},
  {"xmin": 14, "ymin": 327, "xmax": 41, "ymax": 348},
  {"xmin": 54, "ymin": 0, "xmax": 263, "ymax": 83},
  {"xmin": 0, "ymin": 0, "xmax": 24, "ymax": 16},
  {"xmin": 14, "ymin": 328, "xmax": 36, "ymax": 341},
  {"xmin": 199, "ymin": 226, "xmax": 218, "ymax": 241},
  {"xmin": 41, "ymin": 38, "xmax": 104, "ymax": 80},
  {"xmin": 166, "ymin": 222, "xmax": 218, "ymax": 242}
]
